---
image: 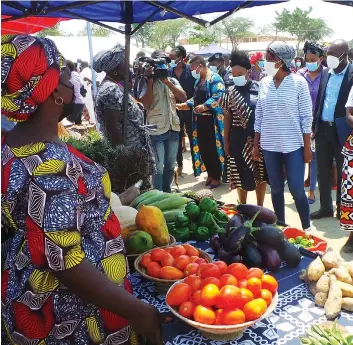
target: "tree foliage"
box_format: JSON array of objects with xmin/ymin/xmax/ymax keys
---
[
  {"xmin": 37, "ymin": 23, "xmax": 64, "ymax": 37},
  {"xmin": 132, "ymin": 23, "xmax": 153, "ymax": 48},
  {"xmin": 77, "ymin": 24, "xmax": 112, "ymax": 37},
  {"xmin": 274, "ymin": 7, "xmax": 333, "ymax": 53},
  {"xmin": 188, "ymin": 25, "xmax": 218, "ymax": 46}
]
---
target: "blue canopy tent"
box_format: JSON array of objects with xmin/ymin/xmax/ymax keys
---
[{"xmin": 1, "ymin": 0, "xmax": 288, "ymax": 143}]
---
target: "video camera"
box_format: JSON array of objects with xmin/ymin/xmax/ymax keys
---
[{"xmin": 138, "ymin": 56, "xmax": 170, "ymax": 79}]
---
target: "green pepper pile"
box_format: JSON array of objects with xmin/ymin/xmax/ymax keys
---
[
  {"xmin": 167, "ymin": 198, "xmax": 226, "ymax": 242},
  {"xmin": 288, "ymin": 236, "xmax": 314, "ymax": 249}
]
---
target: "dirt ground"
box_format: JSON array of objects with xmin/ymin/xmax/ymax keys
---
[{"xmin": 174, "ymin": 148, "xmax": 351, "ymax": 261}]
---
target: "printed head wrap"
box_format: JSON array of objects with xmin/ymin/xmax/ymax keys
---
[
  {"xmin": 1, "ymin": 34, "xmax": 65, "ymax": 122},
  {"xmin": 303, "ymin": 42, "xmax": 325, "ymax": 57},
  {"xmin": 93, "ymin": 44, "xmax": 125, "ymax": 73},
  {"xmin": 268, "ymin": 42, "xmax": 296, "ymax": 69}
]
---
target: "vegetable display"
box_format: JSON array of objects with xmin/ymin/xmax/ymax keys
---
[
  {"xmin": 210, "ymin": 205, "xmax": 301, "ymax": 271},
  {"xmin": 288, "ymin": 236, "xmax": 314, "ymax": 249},
  {"xmin": 300, "ymin": 248, "xmax": 353, "ymax": 319},
  {"xmin": 166, "ymin": 262, "xmax": 278, "ymax": 325}
]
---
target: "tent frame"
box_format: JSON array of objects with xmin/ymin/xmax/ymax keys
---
[{"xmin": 2, "ymin": 0, "xmax": 257, "ymax": 144}]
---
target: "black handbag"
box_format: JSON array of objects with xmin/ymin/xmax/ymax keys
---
[{"xmin": 80, "ymin": 85, "xmax": 87, "ymax": 98}]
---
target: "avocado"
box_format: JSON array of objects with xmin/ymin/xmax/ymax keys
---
[{"xmin": 126, "ymin": 230, "xmax": 153, "ymax": 255}]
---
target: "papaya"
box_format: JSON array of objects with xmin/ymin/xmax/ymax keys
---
[{"xmin": 135, "ymin": 205, "xmax": 169, "ymax": 246}]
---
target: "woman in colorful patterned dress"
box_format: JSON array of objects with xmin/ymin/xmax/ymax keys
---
[
  {"xmin": 249, "ymin": 52, "xmax": 266, "ymax": 82},
  {"xmin": 1, "ymin": 35, "xmax": 163, "ymax": 345},
  {"xmin": 220, "ymin": 49, "xmax": 267, "ymax": 205},
  {"xmin": 340, "ymin": 86, "xmax": 353, "ymax": 253},
  {"xmin": 176, "ymin": 56, "xmax": 226, "ymax": 189}
]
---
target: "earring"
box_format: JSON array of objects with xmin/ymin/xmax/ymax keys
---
[
  {"xmin": 113, "ymin": 71, "xmax": 118, "ymax": 76},
  {"xmin": 55, "ymin": 97, "xmax": 64, "ymax": 106}
]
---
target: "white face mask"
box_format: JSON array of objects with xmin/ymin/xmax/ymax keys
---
[
  {"xmin": 327, "ymin": 53, "xmax": 345, "ymax": 70},
  {"xmin": 209, "ymin": 65, "xmax": 218, "ymax": 73},
  {"xmin": 264, "ymin": 61, "xmax": 281, "ymax": 77},
  {"xmin": 232, "ymin": 75, "xmax": 247, "ymax": 87},
  {"xmin": 192, "ymin": 69, "xmax": 200, "ymax": 80}
]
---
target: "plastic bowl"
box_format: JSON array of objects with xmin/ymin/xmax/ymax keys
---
[{"xmin": 166, "ymin": 279, "xmax": 278, "ymax": 341}]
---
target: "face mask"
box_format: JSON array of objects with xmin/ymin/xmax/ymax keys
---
[
  {"xmin": 192, "ymin": 69, "xmax": 200, "ymax": 80},
  {"xmin": 170, "ymin": 60, "xmax": 177, "ymax": 68},
  {"xmin": 327, "ymin": 53, "xmax": 344, "ymax": 70},
  {"xmin": 258, "ymin": 60, "xmax": 265, "ymax": 68},
  {"xmin": 306, "ymin": 62, "xmax": 319, "ymax": 72},
  {"xmin": 232, "ymin": 75, "xmax": 247, "ymax": 87},
  {"xmin": 295, "ymin": 61, "xmax": 301, "ymax": 68},
  {"xmin": 209, "ymin": 65, "xmax": 218, "ymax": 73},
  {"xmin": 264, "ymin": 61, "xmax": 281, "ymax": 77}
]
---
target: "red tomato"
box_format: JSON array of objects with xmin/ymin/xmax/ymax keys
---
[
  {"xmin": 182, "ymin": 244, "xmax": 200, "ymax": 257},
  {"xmin": 201, "ymin": 263, "xmax": 221, "ymax": 279},
  {"xmin": 179, "ymin": 301, "xmax": 196, "ymax": 319},
  {"xmin": 166, "ymin": 283, "xmax": 192, "ymax": 307},
  {"xmin": 164, "ymin": 247, "xmax": 173, "ymax": 254},
  {"xmin": 184, "ymin": 275, "xmax": 202, "ymax": 293},
  {"xmin": 200, "ymin": 277, "xmax": 220, "ymax": 289},
  {"xmin": 200, "ymin": 284, "xmax": 220, "ymax": 307},
  {"xmin": 174, "ymin": 255, "xmax": 191, "ymax": 271},
  {"xmin": 261, "ymin": 275, "xmax": 278, "ymax": 294},
  {"xmin": 151, "ymin": 248, "xmax": 166, "ymax": 262},
  {"xmin": 214, "ymin": 261, "xmax": 227, "ymax": 274},
  {"xmin": 171, "ymin": 245, "xmax": 187, "ymax": 258},
  {"xmin": 191, "ymin": 290, "xmax": 202, "ymax": 305},
  {"xmin": 227, "ymin": 263, "xmax": 249, "ymax": 280},
  {"xmin": 220, "ymin": 309, "xmax": 246, "ymax": 325},
  {"xmin": 247, "ymin": 267, "xmax": 264, "ymax": 280},
  {"xmin": 246, "ymin": 277, "xmax": 262, "ymax": 296},
  {"xmin": 161, "ymin": 253, "xmax": 175, "ymax": 267},
  {"xmin": 258, "ymin": 289, "xmax": 273, "ymax": 306},
  {"xmin": 147, "ymin": 262, "xmax": 161, "ymax": 278},
  {"xmin": 184, "ymin": 263, "xmax": 199, "ymax": 276},
  {"xmin": 216, "ymin": 285, "xmax": 241, "ymax": 309},
  {"xmin": 189, "ymin": 256, "xmax": 200, "ymax": 263},
  {"xmin": 196, "ymin": 263, "xmax": 208, "ymax": 276},
  {"xmin": 214, "ymin": 309, "xmax": 223, "ymax": 325},
  {"xmin": 193, "ymin": 305, "xmax": 216, "ymax": 325},
  {"xmin": 243, "ymin": 298, "xmax": 267, "ymax": 321},
  {"xmin": 195, "ymin": 258, "xmax": 207, "ymax": 265},
  {"xmin": 236, "ymin": 288, "xmax": 254, "ymax": 309},
  {"xmin": 238, "ymin": 279, "xmax": 248, "ymax": 289},
  {"xmin": 219, "ymin": 274, "xmax": 238, "ymax": 287},
  {"xmin": 140, "ymin": 253, "xmax": 152, "ymax": 268}
]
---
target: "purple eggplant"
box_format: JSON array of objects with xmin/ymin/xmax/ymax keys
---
[
  {"xmin": 231, "ymin": 254, "xmax": 243, "ymax": 264},
  {"xmin": 237, "ymin": 204, "xmax": 277, "ymax": 225},
  {"xmin": 277, "ymin": 240, "xmax": 301, "ymax": 267},
  {"xmin": 258, "ymin": 244, "xmax": 281, "ymax": 271},
  {"xmin": 210, "ymin": 235, "xmax": 222, "ymax": 251},
  {"xmin": 217, "ymin": 247, "xmax": 234, "ymax": 265},
  {"xmin": 243, "ymin": 243, "xmax": 263, "ymax": 268},
  {"xmin": 252, "ymin": 225, "xmax": 285, "ymax": 249},
  {"xmin": 226, "ymin": 214, "xmax": 244, "ymax": 234}
]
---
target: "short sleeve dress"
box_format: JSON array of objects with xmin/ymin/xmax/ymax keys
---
[{"xmin": 1, "ymin": 139, "xmax": 137, "ymax": 345}]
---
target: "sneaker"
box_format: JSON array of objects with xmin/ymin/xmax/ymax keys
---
[{"xmin": 310, "ymin": 209, "xmax": 334, "ymax": 220}]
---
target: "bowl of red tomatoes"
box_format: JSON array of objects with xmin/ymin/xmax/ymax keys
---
[{"xmin": 165, "ymin": 263, "xmax": 278, "ymax": 341}]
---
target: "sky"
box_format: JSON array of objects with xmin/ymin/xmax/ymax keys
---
[{"xmin": 59, "ymin": 0, "xmax": 353, "ymax": 41}]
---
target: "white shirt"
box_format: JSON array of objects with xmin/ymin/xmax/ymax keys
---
[
  {"xmin": 255, "ymin": 74, "xmax": 313, "ymax": 153},
  {"xmin": 346, "ymin": 86, "xmax": 353, "ymax": 108},
  {"xmin": 70, "ymin": 71, "xmax": 85, "ymax": 105}
]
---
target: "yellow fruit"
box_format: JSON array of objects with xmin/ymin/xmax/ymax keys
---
[
  {"xmin": 121, "ymin": 225, "xmax": 137, "ymax": 240},
  {"xmin": 135, "ymin": 205, "xmax": 169, "ymax": 246}
]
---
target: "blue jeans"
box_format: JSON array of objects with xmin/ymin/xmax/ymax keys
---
[
  {"xmin": 310, "ymin": 151, "xmax": 317, "ymax": 191},
  {"xmin": 151, "ymin": 131, "xmax": 179, "ymax": 193},
  {"xmin": 263, "ymin": 148, "xmax": 310, "ymax": 229}
]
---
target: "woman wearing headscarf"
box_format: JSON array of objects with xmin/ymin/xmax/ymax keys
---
[
  {"xmin": 176, "ymin": 56, "xmax": 226, "ymax": 189},
  {"xmin": 249, "ymin": 52, "xmax": 266, "ymax": 81},
  {"xmin": 220, "ymin": 49, "xmax": 267, "ymax": 205},
  {"xmin": 93, "ymin": 44, "xmax": 156, "ymax": 177},
  {"xmin": 297, "ymin": 42, "xmax": 326, "ymax": 204},
  {"xmin": 253, "ymin": 42, "xmax": 313, "ymax": 231},
  {"xmin": 1, "ymin": 35, "xmax": 163, "ymax": 345}
]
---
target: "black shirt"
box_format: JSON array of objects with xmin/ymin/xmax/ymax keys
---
[
  {"xmin": 169, "ymin": 64, "xmax": 195, "ymax": 99},
  {"xmin": 220, "ymin": 69, "xmax": 234, "ymax": 89}
]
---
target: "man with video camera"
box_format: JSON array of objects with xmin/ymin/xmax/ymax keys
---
[{"xmin": 138, "ymin": 51, "xmax": 187, "ymax": 193}]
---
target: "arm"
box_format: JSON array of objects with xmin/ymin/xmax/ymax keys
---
[
  {"xmin": 203, "ymin": 76, "xmax": 225, "ymax": 110},
  {"xmin": 219, "ymin": 92, "xmax": 231, "ymax": 156},
  {"xmin": 139, "ymin": 79, "xmax": 154, "ymax": 110},
  {"xmin": 104, "ymin": 108, "xmax": 122, "ymax": 146},
  {"xmin": 71, "ymin": 74, "xmax": 83, "ymax": 100},
  {"xmin": 163, "ymin": 78, "xmax": 187, "ymax": 102}
]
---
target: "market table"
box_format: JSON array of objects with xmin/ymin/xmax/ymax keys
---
[{"xmin": 131, "ymin": 240, "xmax": 353, "ymax": 345}]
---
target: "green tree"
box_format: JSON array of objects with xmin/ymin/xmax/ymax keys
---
[
  {"xmin": 37, "ymin": 23, "xmax": 63, "ymax": 37},
  {"xmin": 188, "ymin": 25, "xmax": 217, "ymax": 46},
  {"xmin": 219, "ymin": 17, "xmax": 254, "ymax": 49},
  {"xmin": 77, "ymin": 24, "xmax": 112, "ymax": 37},
  {"xmin": 132, "ymin": 23, "xmax": 153, "ymax": 48},
  {"xmin": 274, "ymin": 7, "xmax": 333, "ymax": 54}
]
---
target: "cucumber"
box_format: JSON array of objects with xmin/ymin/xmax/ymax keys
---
[
  {"xmin": 149, "ymin": 196, "xmax": 192, "ymax": 212},
  {"xmin": 163, "ymin": 209, "xmax": 185, "ymax": 223},
  {"xmin": 130, "ymin": 189, "xmax": 160, "ymax": 208},
  {"xmin": 135, "ymin": 191, "xmax": 163, "ymax": 208},
  {"xmin": 138, "ymin": 193, "xmax": 171, "ymax": 207}
]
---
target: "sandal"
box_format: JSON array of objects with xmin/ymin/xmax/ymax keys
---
[
  {"xmin": 205, "ymin": 178, "xmax": 212, "ymax": 186},
  {"xmin": 308, "ymin": 197, "xmax": 316, "ymax": 205},
  {"xmin": 209, "ymin": 181, "xmax": 221, "ymax": 189}
]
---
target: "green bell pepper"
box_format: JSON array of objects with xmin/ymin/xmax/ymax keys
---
[
  {"xmin": 175, "ymin": 213, "xmax": 190, "ymax": 227},
  {"xmin": 199, "ymin": 212, "xmax": 225, "ymax": 234},
  {"xmin": 185, "ymin": 203, "xmax": 200, "ymax": 221},
  {"xmin": 195, "ymin": 226, "xmax": 210, "ymax": 241},
  {"xmin": 170, "ymin": 226, "xmax": 190, "ymax": 242},
  {"xmin": 199, "ymin": 197, "xmax": 217, "ymax": 214},
  {"xmin": 213, "ymin": 210, "xmax": 229, "ymax": 223}
]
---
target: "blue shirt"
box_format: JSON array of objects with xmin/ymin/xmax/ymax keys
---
[{"xmin": 322, "ymin": 64, "xmax": 349, "ymax": 122}]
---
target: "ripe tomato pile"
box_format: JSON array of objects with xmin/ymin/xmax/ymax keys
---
[
  {"xmin": 140, "ymin": 244, "xmax": 209, "ymax": 280},
  {"xmin": 166, "ymin": 263, "xmax": 278, "ymax": 325}
]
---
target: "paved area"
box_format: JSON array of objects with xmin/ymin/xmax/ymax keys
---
[{"xmin": 174, "ymin": 148, "xmax": 351, "ymax": 261}]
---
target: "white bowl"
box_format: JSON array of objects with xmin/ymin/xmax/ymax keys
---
[{"xmin": 166, "ymin": 280, "xmax": 278, "ymax": 341}]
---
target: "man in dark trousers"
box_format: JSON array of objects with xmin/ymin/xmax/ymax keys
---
[{"xmin": 311, "ymin": 39, "xmax": 353, "ymax": 220}]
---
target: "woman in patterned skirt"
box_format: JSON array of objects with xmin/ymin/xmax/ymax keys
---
[
  {"xmin": 220, "ymin": 49, "xmax": 267, "ymax": 205},
  {"xmin": 340, "ymin": 86, "xmax": 353, "ymax": 253},
  {"xmin": 1, "ymin": 35, "xmax": 163, "ymax": 345}
]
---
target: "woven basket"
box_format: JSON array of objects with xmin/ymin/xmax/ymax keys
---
[
  {"xmin": 135, "ymin": 246, "xmax": 213, "ymax": 294},
  {"xmin": 127, "ymin": 235, "xmax": 176, "ymax": 272}
]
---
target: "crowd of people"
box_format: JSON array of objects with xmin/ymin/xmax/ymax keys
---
[{"xmin": 1, "ymin": 33, "xmax": 353, "ymax": 344}]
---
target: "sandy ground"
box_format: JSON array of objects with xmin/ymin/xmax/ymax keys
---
[{"xmin": 174, "ymin": 147, "xmax": 352, "ymax": 261}]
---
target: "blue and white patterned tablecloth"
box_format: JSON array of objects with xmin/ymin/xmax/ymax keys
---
[{"xmin": 131, "ymin": 241, "xmax": 353, "ymax": 345}]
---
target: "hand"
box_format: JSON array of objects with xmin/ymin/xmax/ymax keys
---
[
  {"xmin": 225, "ymin": 140, "xmax": 230, "ymax": 157},
  {"xmin": 144, "ymin": 66, "xmax": 154, "ymax": 78},
  {"xmin": 176, "ymin": 103, "xmax": 185, "ymax": 111},
  {"xmin": 159, "ymin": 78, "xmax": 170, "ymax": 85},
  {"xmin": 194, "ymin": 105, "xmax": 206, "ymax": 114},
  {"xmin": 119, "ymin": 185, "xmax": 140, "ymax": 206},
  {"xmin": 252, "ymin": 145, "xmax": 260, "ymax": 161},
  {"xmin": 128, "ymin": 303, "xmax": 164, "ymax": 345},
  {"xmin": 303, "ymin": 146, "xmax": 312, "ymax": 163}
]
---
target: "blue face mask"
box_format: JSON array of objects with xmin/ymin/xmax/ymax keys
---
[
  {"xmin": 232, "ymin": 75, "xmax": 247, "ymax": 87},
  {"xmin": 209, "ymin": 65, "xmax": 218, "ymax": 73},
  {"xmin": 306, "ymin": 62, "xmax": 319, "ymax": 72},
  {"xmin": 258, "ymin": 60, "xmax": 265, "ymax": 68},
  {"xmin": 169, "ymin": 60, "xmax": 177, "ymax": 68},
  {"xmin": 192, "ymin": 69, "xmax": 200, "ymax": 80}
]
